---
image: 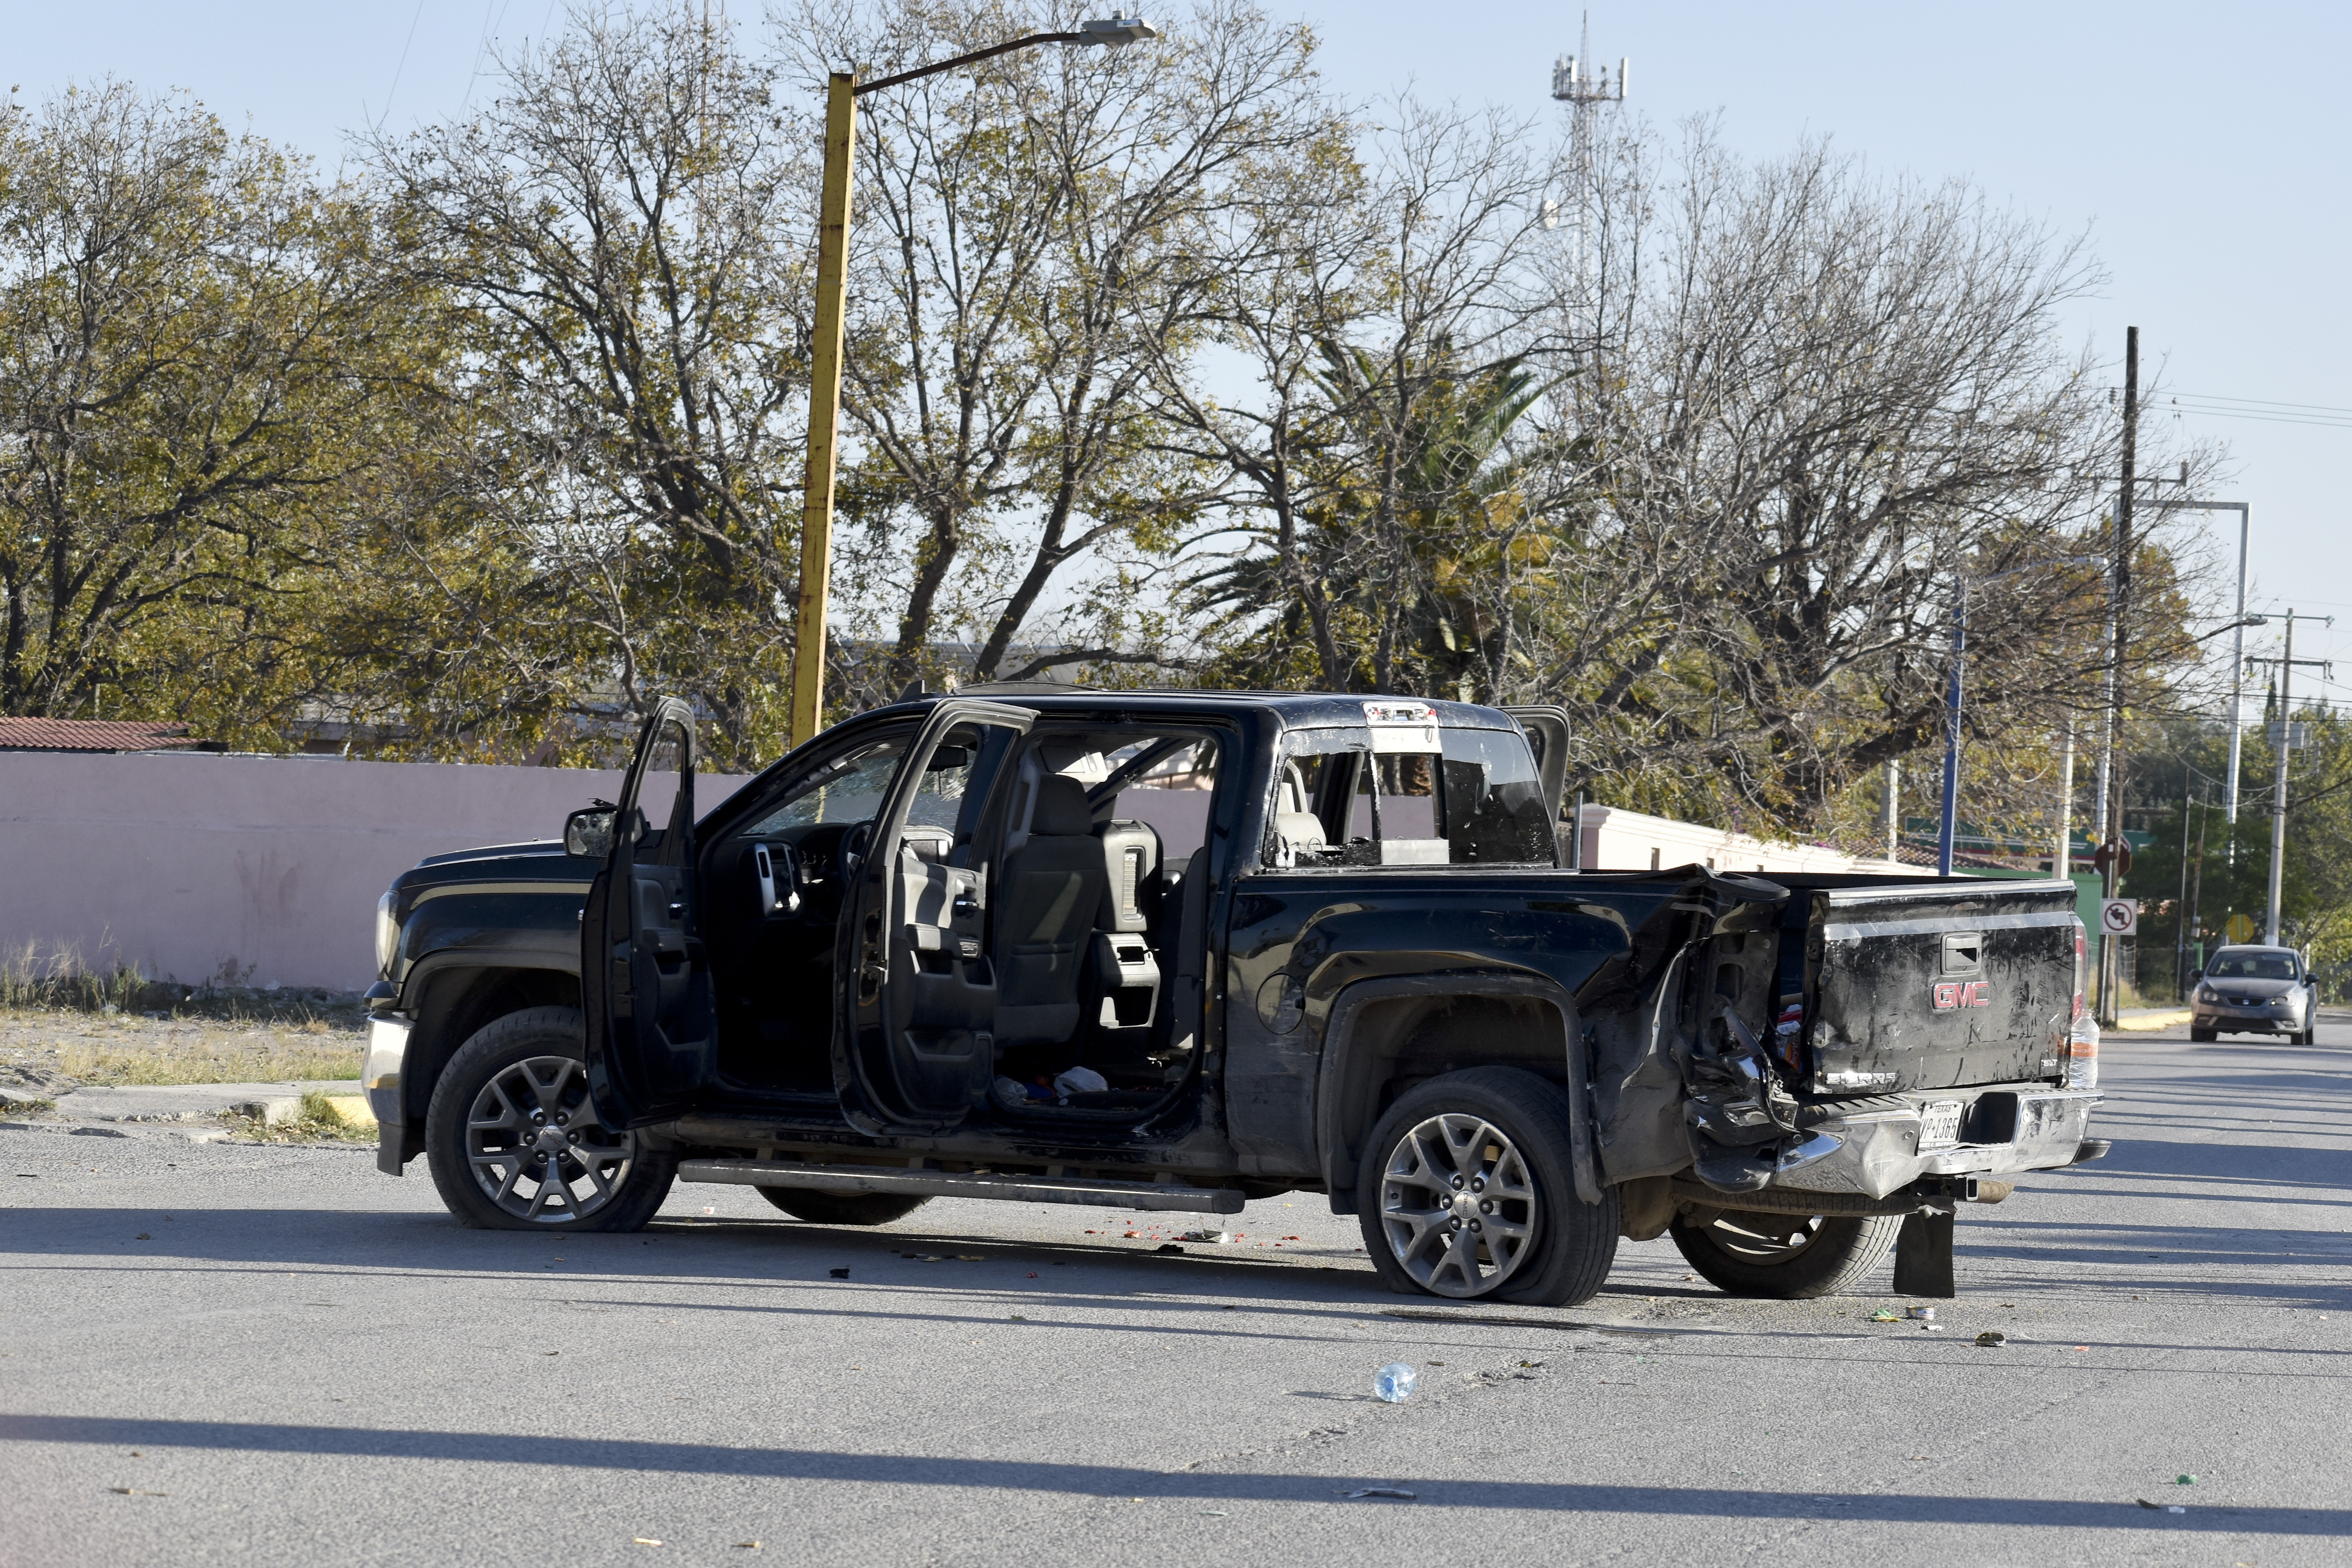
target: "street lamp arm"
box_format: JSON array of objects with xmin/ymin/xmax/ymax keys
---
[
  {"xmin": 855, "ymin": 19, "xmax": 1156, "ymax": 94},
  {"xmin": 855, "ymin": 32, "xmax": 1094, "ymax": 94}
]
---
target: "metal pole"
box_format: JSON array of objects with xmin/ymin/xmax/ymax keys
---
[
  {"xmin": 2226, "ymin": 505, "xmax": 2250, "ymax": 837},
  {"xmin": 2189, "ymin": 786, "xmax": 2208, "ymax": 980},
  {"xmin": 1938, "ymin": 579, "xmax": 1965, "ymax": 875},
  {"xmin": 2266, "ymin": 610, "xmax": 2295, "ymax": 946},
  {"xmin": 2055, "ymin": 719, "xmax": 2074, "ymax": 876},
  {"xmin": 2175, "ymin": 772, "xmax": 2193, "ymax": 996},
  {"xmin": 789, "ymin": 72, "xmax": 858, "ymax": 745},
  {"xmin": 1883, "ymin": 757, "xmax": 1901, "ymax": 862}
]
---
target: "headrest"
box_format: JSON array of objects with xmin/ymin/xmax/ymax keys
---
[{"xmin": 1031, "ymin": 774, "xmax": 1093, "ymax": 836}]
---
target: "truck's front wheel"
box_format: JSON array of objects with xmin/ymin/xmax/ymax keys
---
[
  {"xmin": 1356, "ymin": 1068, "xmax": 1619, "ymax": 1306},
  {"xmin": 1669, "ymin": 1209, "xmax": 1902, "ymax": 1299},
  {"xmin": 425, "ymin": 1007, "xmax": 676, "ymax": 1231}
]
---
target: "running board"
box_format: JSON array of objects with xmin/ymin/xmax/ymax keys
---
[{"xmin": 676, "ymin": 1158, "xmax": 1247, "ymax": 1214}]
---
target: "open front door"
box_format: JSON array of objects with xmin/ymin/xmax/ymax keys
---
[
  {"xmin": 582, "ymin": 697, "xmax": 718, "ymax": 1127},
  {"xmin": 1503, "ymin": 705, "xmax": 1571, "ymax": 860},
  {"xmin": 834, "ymin": 699, "xmax": 1033, "ymax": 1133}
]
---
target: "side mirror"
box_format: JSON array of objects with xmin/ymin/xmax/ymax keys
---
[
  {"xmin": 2189, "ymin": 968, "xmax": 2203, "ymax": 984},
  {"xmin": 565, "ymin": 806, "xmax": 615, "ymax": 859}
]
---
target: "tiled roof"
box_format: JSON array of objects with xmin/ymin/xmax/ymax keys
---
[{"xmin": 0, "ymin": 718, "xmax": 207, "ymax": 752}]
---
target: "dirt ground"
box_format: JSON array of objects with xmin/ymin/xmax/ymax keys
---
[{"xmin": 0, "ymin": 1007, "xmax": 367, "ymax": 1095}]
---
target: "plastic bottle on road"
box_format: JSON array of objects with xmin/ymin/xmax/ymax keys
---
[{"xmin": 1373, "ymin": 1363, "xmax": 1416, "ymax": 1402}]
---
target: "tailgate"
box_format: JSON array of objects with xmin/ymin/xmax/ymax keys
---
[{"xmin": 1803, "ymin": 879, "xmax": 2080, "ymax": 1094}]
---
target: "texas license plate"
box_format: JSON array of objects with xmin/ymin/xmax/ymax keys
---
[{"xmin": 1919, "ymin": 1101, "xmax": 1964, "ymax": 1150}]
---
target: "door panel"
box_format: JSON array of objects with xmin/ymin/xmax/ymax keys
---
[
  {"xmin": 835, "ymin": 700, "xmax": 1033, "ymax": 1131},
  {"xmin": 582, "ymin": 698, "xmax": 718, "ymax": 1126}
]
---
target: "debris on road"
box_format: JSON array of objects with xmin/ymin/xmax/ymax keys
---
[
  {"xmin": 1373, "ymin": 1363, "xmax": 1416, "ymax": 1402},
  {"xmin": 1975, "ymin": 1331, "xmax": 2005, "ymax": 1347},
  {"xmin": 1906, "ymin": 1306, "xmax": 1936, "ymax": 1321},
  {"xmin": 2135, "ymin": 1499, "xmax": 2188, "ymax": 1514},
  {"xmin": 1340, "ymin": 1488, "xmax": 1417, "ymax": 1500},
  {"xmin": 1868, "ymin": 1309, "xmax": 1901, "ymax": 1322},
  {"xmin": 1179, "ymin": 1229, "xmax": 1229, "ymax": 1243},
  {"xmin": 2176, "ymin": 1475, "xmax": 2196, "ymax": 1485},
  {"xmin": 106, "ymin": 1487, "xmax": 166, "ymax": 1497},
  {"xmin": 828, "ymin": 1267, "xmax": 849, "ymax": 1279}
]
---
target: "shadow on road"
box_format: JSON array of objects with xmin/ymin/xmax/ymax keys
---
[{"xmin": 0, "ymin": 1412, "xmax": 2339, "ymax": 1532}]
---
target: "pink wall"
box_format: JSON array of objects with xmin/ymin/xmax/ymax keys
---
[{"xmin": 0, "ymin": 752, "xmax": 746, "ymax": 992}]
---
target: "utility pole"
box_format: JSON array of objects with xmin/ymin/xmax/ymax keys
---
[
  {"xmin": 2096, "ymin": 327, "xmax": 2138, "ymax": 1024},
  {"xmin": 2144, "ymin": 499, "xmax": 2255, "ymax": 847},
  {"xmin": 2246, "ymin": 610, "xmax": 2334, "ymax": 945},
  {"xmin": 2054, "ymin": 719, "xmax": 2075, "ymax": 876},
  {"xmin": 2175, "ymin": 777, "xmax": 2195, "ymax": 995},
  {"xmin": 1882, "ymin": 757, "xmax": 1901, "ymax": 862}
]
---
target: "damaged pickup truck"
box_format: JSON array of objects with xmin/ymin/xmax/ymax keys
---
[{"xmin": 362, "ymin": 688, "xmax": 2107, "ymax": 1303}]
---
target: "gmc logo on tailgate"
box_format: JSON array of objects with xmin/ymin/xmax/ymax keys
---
[{"xmin": 1932, "ymin": 980, "xmax": 1992, "ymax": 1010}]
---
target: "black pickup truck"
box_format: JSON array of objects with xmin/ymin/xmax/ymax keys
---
[{"xmin": 362, "ymin": 688, "xmax": 2105, "ymax": 1304}]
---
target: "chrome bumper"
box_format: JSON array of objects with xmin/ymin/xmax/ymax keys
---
[
  {"xmin": 1771, "ymin": 1084, "xmax": 2102, "ymax": 1199},
  {"xmin": 365, "ymin": 1016, "xmax": 412, "ymax": 1174}
]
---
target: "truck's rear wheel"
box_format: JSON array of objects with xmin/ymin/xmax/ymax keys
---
[
  {"xmin": 758, "ymin": 1189, "xmax": 930, "ymax": 1226},
  {"xmin": 1356, "ymin": 1067, "xmax": 1618, "ymax": 1306},
  {"xmin": 425, "ymin": 1007, "xmax": 676, "ymax": 1231},
  {"xmin": 1669, "ymin": 1209, "xmax": 1902, "ymax": 1299}
]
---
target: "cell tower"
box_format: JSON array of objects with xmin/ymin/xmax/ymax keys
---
[{"xmin": 1549, "ymin": 14, "xmax": 1627, "ymax": 337}]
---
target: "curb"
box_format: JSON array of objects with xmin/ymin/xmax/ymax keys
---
[{"xmin": 2113, "ymin": 1009, "xmax": 2192, "ymax": 1032}]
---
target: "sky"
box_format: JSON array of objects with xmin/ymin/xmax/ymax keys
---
[{"xmin": 13, "ymin": 1, "xmax": 2350, "ymax": 710}]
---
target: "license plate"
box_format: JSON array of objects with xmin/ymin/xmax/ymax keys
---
[{"xmin": 1919, "ymin": 1101, "xmax": 1964, "ymax": 1150}]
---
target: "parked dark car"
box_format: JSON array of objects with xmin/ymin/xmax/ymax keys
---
[
  {"xmin": 361, "ymin": 688, "xmax": 2106, "ymax": 1302},
  {"xmin": 2191, "ymin": 945, "xmax": 2318, "ymax": 1044}
]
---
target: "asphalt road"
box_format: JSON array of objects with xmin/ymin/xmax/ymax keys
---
[{"xmin": 4, "ymin": 1016, "xmax": 2349, "ymax": 1567}]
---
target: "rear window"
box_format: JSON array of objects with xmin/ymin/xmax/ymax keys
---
[{"xmin": 1268, "ymin": 723, "xmax": 1555, "ymax": 868}]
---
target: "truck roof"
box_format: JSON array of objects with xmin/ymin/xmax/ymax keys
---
[{"xmin": 875, "ymin": 685, "xmax": 1530, "ymax": 732}]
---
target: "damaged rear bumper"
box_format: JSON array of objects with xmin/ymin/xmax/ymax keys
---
[{"xmin": 1758, "ymin": 1083, "xmax": 2102, "ymax": 1200}]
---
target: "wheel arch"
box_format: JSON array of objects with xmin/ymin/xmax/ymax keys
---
[
  {"xmin": 395, "ymin": 953, "xmax": 582, "ymax": 1153},
  {"xmin": 1315, "ymin": 974, "xmax": 1599, "ymax": 1213}
]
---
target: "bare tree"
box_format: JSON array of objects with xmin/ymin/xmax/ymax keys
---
[
  {"xmin": 368, "ymin": 3, "xmax": 810, "ymax": 765},
  {"xmin": 1530, "ymin": 127, "xmax": 2214, "ymax": 831},
  {"xmin": 774, "ymin": 0, "xmax": 1331, "ymax": 694}
]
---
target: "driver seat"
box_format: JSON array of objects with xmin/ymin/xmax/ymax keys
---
[{"xmin": 993, "ymin": 775, "xmax": 1106, "ymax": 1045}]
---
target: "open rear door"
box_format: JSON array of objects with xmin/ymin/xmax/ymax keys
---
[
  {"xmin": 834, "ymin": 699, "xmax": 1033, "ymax": 1133},
  {"xmin": 582, "ymin": 698, "xmax": 718, "ymax": 1126}
]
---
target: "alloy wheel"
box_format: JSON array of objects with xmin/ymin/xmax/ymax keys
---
[
  {"xmin": 1376, "ymin": 1112, "xmax": 1539, "ymax": 1297},
  {"xmin": 463, "ymin": 1054, "xmax": 635, "ymax": 1224}
]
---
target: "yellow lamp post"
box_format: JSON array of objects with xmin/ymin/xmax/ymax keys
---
[{"xmin": 788, "ymin": 18, "xmax": 1158, "ymax": 744}]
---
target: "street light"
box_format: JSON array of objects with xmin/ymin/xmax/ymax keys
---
[
  {"xmin": 1936, "ymin": 555, "xmax": 2105, "ymax": 876},
  {"xmin": 788, "ymin": 19, "xmax": 1159, "ymax": 744}
]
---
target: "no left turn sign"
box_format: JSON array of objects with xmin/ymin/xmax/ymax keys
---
[{"xmin": 2100, "ymin": 898, "xmax": 2138, "ymax": 936}]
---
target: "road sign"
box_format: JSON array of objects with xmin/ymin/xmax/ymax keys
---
[
  {"xmin": 2225, "ymin": 912, "xmax": 2257, "ymax": 945},
  {"xmin": 2100, "ymin": 898, "xmax": 2139, "ymax": 936},
  {"xmin": 2092, "ymin": 840, "xmax": 2134, "ymax": 878}
]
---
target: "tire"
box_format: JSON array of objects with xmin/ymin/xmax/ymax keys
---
[
  {"xmin": 2190, "ymin": 1025, "xmax": 2216, "ymax": 1043},
  {"xmin": 758, "ymin": 1188, "xmax": 931, "ymax": 1226},
  {"xmin": 1670, "ymin": 1209, "xmax": 1903, "ymax": 1299},
  {"xmin": 425, "ymin": 1006, "xmax": 676, "ymax": 1231},
  {"xmin": 1355, "ymin": 1066, "xmax": 1619, "ymax": 1307}
]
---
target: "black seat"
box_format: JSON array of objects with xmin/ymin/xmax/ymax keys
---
[{"xmin": 993, "ymin": 775, "xmax": 1106, "ymax": 1045}]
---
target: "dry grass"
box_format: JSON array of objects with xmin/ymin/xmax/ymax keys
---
[
  {"xmin": 62, "ymin": 1035, "xmax": 365, "ymax": 1087},
  {"xmin": 2, "ymin": 1007, "xmax": 365, "ymax": 1090}
]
